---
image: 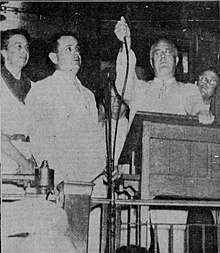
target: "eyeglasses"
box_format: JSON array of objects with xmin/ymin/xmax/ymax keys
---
[
  {"xmin": 198, "ymin": 76, "xmax": 217, "ymax": 87},
  {"xmin": 153, "ymin": 49, "xmax": 172, "ymax": 58}
]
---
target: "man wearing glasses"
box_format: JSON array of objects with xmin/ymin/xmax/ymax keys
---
[
  {"xmin": 113, "ymin": 17, "xmax": 215, "ymax": 253},
  {"xmin": 197, "ymin": 69, "xmax": 220, "ymax": 124},
  {"xmin": 114, "ymin": 16, "xmax": 214, "ymax": 126}
]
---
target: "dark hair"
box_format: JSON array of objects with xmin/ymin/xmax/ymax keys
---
[
  {"xmin": 47, "ymin": 32, "xmax": 79, "ymax": 54},
  {"xmin": 116, "ymin": 245, "xmax": 148, "ymax": 253},
  {"xmin": 1, "ymin": 29, "xmax": 30, "ymax": 50}
]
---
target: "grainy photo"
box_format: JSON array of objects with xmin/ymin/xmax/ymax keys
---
[{"xmin": 1, "ymin": 1, "xmax": 220, "ymax": 253}]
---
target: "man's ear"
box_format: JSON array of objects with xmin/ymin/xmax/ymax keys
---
[
  {"xmin": 1, "ymin": 49, "xmax": 8, "ymax": 60},
  {"xmin": 49, "ymin": 52, "xmax": 58, "ymax": 64},
  {"xmin": 150, "ymin": 58, "xmax": 153, "ymax": 68},
  {"xmin": 175, "ymin": 56, "xmax": 179, "ymax": 66}
]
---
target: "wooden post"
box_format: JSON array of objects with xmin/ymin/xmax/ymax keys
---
[{"xmin": 59, "ymin": 181, "xmax": 94, "ymax": 253}]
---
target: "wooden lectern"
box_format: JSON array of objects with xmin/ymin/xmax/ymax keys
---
[{"xmin": 118, "ymin": 111, "xmax": 220, "ymax": 200}]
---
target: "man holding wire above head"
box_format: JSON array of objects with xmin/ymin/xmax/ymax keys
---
[
  {"xmin": 113, "ymin": 16, "xmax": 215, "ymax": 253},
  {"xmin": 114, "ymin": 16, "xmax": 214, "ymax": 127}
]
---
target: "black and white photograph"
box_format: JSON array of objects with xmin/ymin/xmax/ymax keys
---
[{"xmin": 1, "ymin": 1, "xmax": 220, "ymax": 252}]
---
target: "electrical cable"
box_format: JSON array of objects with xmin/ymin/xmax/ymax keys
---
[
  {"xmin": 91, "ymin": 22, "xmax": 130, "ymax": 253},
  {"xmin": 112, "ymin": 36, "xmax": 130, "ymax": 166},
  {"xmin": 90, "ymin": 36, "xmax": 130, "ymax": 184}
]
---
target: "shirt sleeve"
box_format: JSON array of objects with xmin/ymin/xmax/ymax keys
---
[
  {"xmin": 26, "ymin": 83, "xmax": 61, "ymax": 173},
  {"xmin": 183, "ymin": 83, "xmax": 207, "ymax": 115},
  {"xmin": 115, "ymin": 48, "xmax": 139, "ymax": 105}
]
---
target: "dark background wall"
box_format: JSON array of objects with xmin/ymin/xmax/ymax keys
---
[{"xmin": 1, "ymin": 1, "xmax": 219, "ymax": 102}]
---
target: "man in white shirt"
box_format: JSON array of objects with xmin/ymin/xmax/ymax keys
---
[
  {"xmin": 113, "ymin": 17, "xmax": 214, "ymax": 253},
  {"xmin": 114, "ymin": 17, "xmax": 214, "ymax": 126},
  {"xmin": 26, "ymin": 33, "xmax": 106, "ymax": 191},
  {"xmin": 26, "ymin": 34, "xmax": 107, "ymax": 252}
]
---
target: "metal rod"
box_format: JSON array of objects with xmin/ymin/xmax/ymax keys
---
[
  {"xmin": 202, "ymin": 225, "xmax": 205, "ymax": 253},
  {"xmin": 105, "ymin": 71, "xmax": 115, "ymax": 253},
  {"xmin": 185, "ymin": 225, "xmax": 189, "ymax": 253},
  {"xmin": 154, "ymin": 224, "xmax": 158, "ymax": 253},
  {"xmin": 127, "ymin": 205, "xmax": 131, "ymax": 245},
  {"xmin": 169, "ymin": 225, "xmax": 174, "ymax": 253},
  {"xmin": 136, "ymin": 205, "xmax": 141, "ymax": 246},
  {"xmin": 92, "ymin": 198, "xmax": 220, "ymax": 208}
]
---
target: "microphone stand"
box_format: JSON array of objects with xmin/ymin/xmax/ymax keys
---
[
  {"xmin": 105, "ymin": 70, "xmax": 116, "ymax": 253},
  {"xmin": 105, "ymin": 36, "xmax": 129, "ymax": 252}
]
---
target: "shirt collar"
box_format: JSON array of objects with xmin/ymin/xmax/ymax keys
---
[
  {"xmin": 153, "ymin": 77, "xmax": 176, "ymax": 86},
  {"xmin": 1, "ymin": 64, "xmax": 31, "ymax": 104},
  {"xmin": 54, "ymin": 70, "xmax": 82, "ymax": 90}
]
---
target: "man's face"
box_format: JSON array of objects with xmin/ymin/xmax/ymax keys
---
[
  {"xmin": 198, "ymin": 70, "xmax": 219, "ymax": 101},
  {"xmin": 151, "ymin": 41, "xmax": 177, "ymax": 78},
  {"xmin": 55, "ymin": 36, "xmax": 81, "ymax": 74},
  {"xmin": 3, "ymin": 34, "xmax": 29, "ymax": 69}
]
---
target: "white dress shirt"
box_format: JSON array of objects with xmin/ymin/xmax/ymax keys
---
[
  {"xmin": 26, "ymin": 70, "xmax": 105, "ymax": 185},
  {"xmin": 115, "ymin": 49, "xmax": 206, "ymax": 125}
]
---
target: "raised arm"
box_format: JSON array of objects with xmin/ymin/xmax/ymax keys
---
[{"xmin": 114, "ymin": 16, "xmax": 138, "ymax": 104}]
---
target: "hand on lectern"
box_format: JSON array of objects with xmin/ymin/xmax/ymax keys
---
[{"xmin": 198, "ymin": 110, "xmax": 215, "ymax": 124}]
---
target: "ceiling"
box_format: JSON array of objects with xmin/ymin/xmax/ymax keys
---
[{"xmin": 1, "ymin": 1, "xmax": 219, "ymax": 22}]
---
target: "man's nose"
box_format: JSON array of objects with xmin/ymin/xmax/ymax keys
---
[
  {"xmin": 199, "ymin": 82, "xmax": 207, "ymax": 89},
  {"xmin": 74, "ymin": 50, "xmax": 80, "ymax": 57},
  {"xmin": 21, "ymin": 46, "xmax": 29, "ymax": 55},
  {"xmin": 160, "ymin": 51, "xmax": 166, "ymax": 59}
]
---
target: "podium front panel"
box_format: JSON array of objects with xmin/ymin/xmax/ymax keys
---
[{"xmin": 119, "ymin": 112, "xmax": 220, "ymax": 200}]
